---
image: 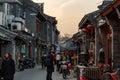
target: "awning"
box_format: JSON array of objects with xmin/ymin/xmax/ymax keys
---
[
  {"xmin": 0, "ymin": 32, "xmax": 11, "ymax": 41},
  {"xmin": 0, "ymin": 36, "xmax": 10, "ymax": 41},
  {"xmin": 66, "ymin": 46, "xmax": 77, "ymax": 50},
  {"xmin": 0, "ymin": 26, "xmax": 16, "ymax": 40}
]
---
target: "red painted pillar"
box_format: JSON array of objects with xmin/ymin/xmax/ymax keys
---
[{"xmin": 106, "ymin": 34, "xmax": 109, "ymax": 64}]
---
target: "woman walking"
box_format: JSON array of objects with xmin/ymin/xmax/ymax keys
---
[{"xmin": 2, "ymin": 52, "xmax": 15, "ymax": 80}]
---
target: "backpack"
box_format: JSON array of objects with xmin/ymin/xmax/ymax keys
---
[{"xmin": 45, "ymin": 57, "xmax": 52, "ymax": 66}]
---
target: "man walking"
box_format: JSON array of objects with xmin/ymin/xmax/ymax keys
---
[{"xmin": 45, "ymin": 52, "xmax": 54, "ymax": 80}]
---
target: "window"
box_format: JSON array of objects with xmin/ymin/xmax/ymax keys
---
[
  {"xmin": 12, "ymin": 25, "xmax": 17, "ymax": 30},
  {"xmin": 0, "ymin": 3, "xmax": 3, "ymax": 12},
  {"xmin": 8, "ymin": 24, "xmax": 11, "ymax": 30},
  {"xmin": 9, "ymin": 4, "xmax": 14, "ymax": 15}
]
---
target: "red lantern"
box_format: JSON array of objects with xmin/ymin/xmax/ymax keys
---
[
  {"xmin": 82, "ymin": 28, "xmax": 89, "ymax": 34},
  {"xmin": 80, "ymin": 76, "xmax": 88, "ymax": 80},
  {"xmin": 87, "ymin": 24, "xmax": 94, "ymax": 30},
  {"xmin": 66, "ymin": 50, "xmax": 69, "ymax": 55}
]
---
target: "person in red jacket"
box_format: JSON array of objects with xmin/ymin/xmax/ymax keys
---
[{"xmin": 110, "ymin": 73, "xmax": 119, "ymax": 80}]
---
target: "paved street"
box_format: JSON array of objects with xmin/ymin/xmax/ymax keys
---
[{"xmin": 14, "ymin": 65, "xmax": 76, "ymax": 80}]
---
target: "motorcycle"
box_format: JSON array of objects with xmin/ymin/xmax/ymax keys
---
[
  {"xmin": 60, "ymin": 61, "xmax": 68, "ymax": 79},
  {"xmin": 23, "ymin": 58, "xmax": 35, "ymax": 69},
  {"xmin": 29, "ymin": 59, "xmax": 35, "ymax": 68},
  {"xmin": 18, "ymin": 59, "xmax": 24, "ymax": 71}
]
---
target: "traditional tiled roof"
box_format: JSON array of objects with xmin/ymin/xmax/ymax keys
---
[
  {"xmin": 98, "ymin": 1, "xmax": 114, "ymax": 11},
  {"xmin": 44, "ymin": 14, "xmax": 57, "ymax": 24},
  {"xmin": 0, "ymin": 0, "xmax": 44, "ymax": 13},
  {"xmin": 79, "ymin": 1, "xmax": 115, "ymax": 29},
  {"xmin": 0, "ymin": 0, "xmax": 18, "ymax": 2},
  {"xmin": 79, "ymin": 10, "xmax": 100, "ymax": 28},
  {"xmin": 18, "ymin": 0, "xmax": 42, "ymax": 12},
  {"xmin": 0, "ymin": 0, "xmax": 22, "ymax": 4},
  {"xmin": 37, "ymin": 12, "xmax": 46, "ymax": 22},
  {"xmin": 100, "ymin": 0, "xmax": 119, "ymax": 16},
  {"xmin": 72, "ymin": 31, "xmax": 83, "ymax": 38}
]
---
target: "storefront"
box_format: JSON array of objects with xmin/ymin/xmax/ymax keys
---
[
  {"xmin": 78, "ymin": 11, "xmax": 99, "ymax": 65},
  {"xmin": 0, "ymin": 26, "xmax": 16, "ymax": 59},
  {"xmin": 100, "ymin": 0, "xmax": 120, "ymax": 69}
]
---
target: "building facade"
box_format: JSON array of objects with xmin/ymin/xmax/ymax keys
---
[
  {"xmin": 0, "ymin": 0, "xmax": 60, "ymax": 65},
  {"xmin": 98, "ymin": 0, "xmax": 120, "ymax": 70},
  {"xmin": 76, "ymin": 0, "xmax": 120, "ymax": 71}
]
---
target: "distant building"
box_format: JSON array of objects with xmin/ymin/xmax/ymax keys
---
[{"xmin": 44, "ymin": 14, "xmax": 59, "ymax": 53}]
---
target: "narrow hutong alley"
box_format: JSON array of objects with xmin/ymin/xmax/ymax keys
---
[
  {"xmin": 14, "ymin": 65, "xmax": 76, "ymax": 80},
  {"xmin": 0, "ymin": 0, "xmax": 120, "ymax": 80}
]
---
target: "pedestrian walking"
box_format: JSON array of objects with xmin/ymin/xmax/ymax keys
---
[
  {"xmin": 45, "ymin": 52, "xmax": 54, "ymax": 80},
  {"xmin": 51, "ymin": 51, "xmax": 56, "ymax": 65},
  {"xmin": 41, "ymin": 55, "xmax": 46, "ymax": 69},
  {"xmin": 61, "ymin": 51, "xmax": 67, "ymax": 61},
  {"xmin": 56, "ymin": 53, "xmax": 61, "ymax": 71},
  {"xmin": 18, "ymin": 57, "xmax": 24, "ymax": 71},
  {"xmin": 2, "ymin": 52, "xmax": 15, "ymax": 80},
  {"xmin": 99, "ymin": 48, "xmax": 105, "ymax": 63}
]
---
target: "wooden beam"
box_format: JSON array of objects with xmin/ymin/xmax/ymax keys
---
[
  {"xmin": 115, "ymin": 7, "xmax": 120, "ymax": 19},
  {"xmin": 102, "ymin": 0, "xmax": 120, "ymax": 16},
  {"xmin": 104, "ymin": 16, "xmax": 111, "ymax": 26}
]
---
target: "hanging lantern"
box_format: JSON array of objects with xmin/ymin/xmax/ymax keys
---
[
  {"xmin": 66, "ymin": 50, "xmax": 69, "ymax": 55},
  {"xmin": 82, "ymin": 28, "xmax": 89, "ymax": 34},
  {"xmin": 87, "ymin": 24, "xmax": 94, "ymax": 31},
  {"xmin": 80, "ymin": 76, "xmax": 88, "ymax": 80}
]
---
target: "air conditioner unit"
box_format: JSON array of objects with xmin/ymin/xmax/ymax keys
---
[
  {"xmin": 0, "ymin": 12, "xmax": 6, "ymax": 26},
  {"xmin": 14, "ymin": 17, "xmax": 25, "ymax": 25},
  {"xmin": 11, "ymin": 22, "xmax": 29, "ymax": 32},
  {"xmin": 6, "ymin": 15, "xmax": 14, "ymax": 24},
  {"xmin": 11, "ymin": 22, "xmax": 22, "ymax": 31}
]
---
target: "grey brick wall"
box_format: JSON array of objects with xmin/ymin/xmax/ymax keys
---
[{"xmin": 113, "ymin": 30, "xmax": 120, "ymax": 69}]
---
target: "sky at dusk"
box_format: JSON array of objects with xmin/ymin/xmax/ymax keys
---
[{"xmin": 33, "ymin": 0, "xmax": 102, "ymax": 36}]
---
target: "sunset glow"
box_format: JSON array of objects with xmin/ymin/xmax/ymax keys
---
[{"xmin": 33, "ymin": 0, "xmax": 101, "ymax": 35}]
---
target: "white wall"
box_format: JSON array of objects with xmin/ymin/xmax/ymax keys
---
[{"xmin": 0, "ymin": 12, "xmax": 5, "ymax": 26}]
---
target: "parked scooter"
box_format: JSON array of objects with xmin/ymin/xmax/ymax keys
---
[
  {"xmin": 18, "ymin": 59, "xmax": 24, "ymax": 71},
  {"xmin": 31, "ymin": 59, "xmax": 35, "ymax": 68},
  {"xmin": 23, "ymin": 58, "xmax": 29, "ymax": 69},
  {"xmin": 29, "ymin": 59, "xmax": 35, "ymax": 68},
  {"xmin": 23, "ymin": 58, "xmax": 35, "ymax": 69},
  {"xmin": 60, "ymin": 61, "xmax": 68, "ymax": 79}
]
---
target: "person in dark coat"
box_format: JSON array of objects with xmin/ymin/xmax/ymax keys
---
[
  {"xmin": 46, "ymin": 52, "xmax": 54, "ymax": 80},
  {"xmin": 41, "ymin": 55, "xmax": 45, "ymax": 69},
  {"xmin": 2, "ymin": 52, "xmax": 15, "ymax": 80}
]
